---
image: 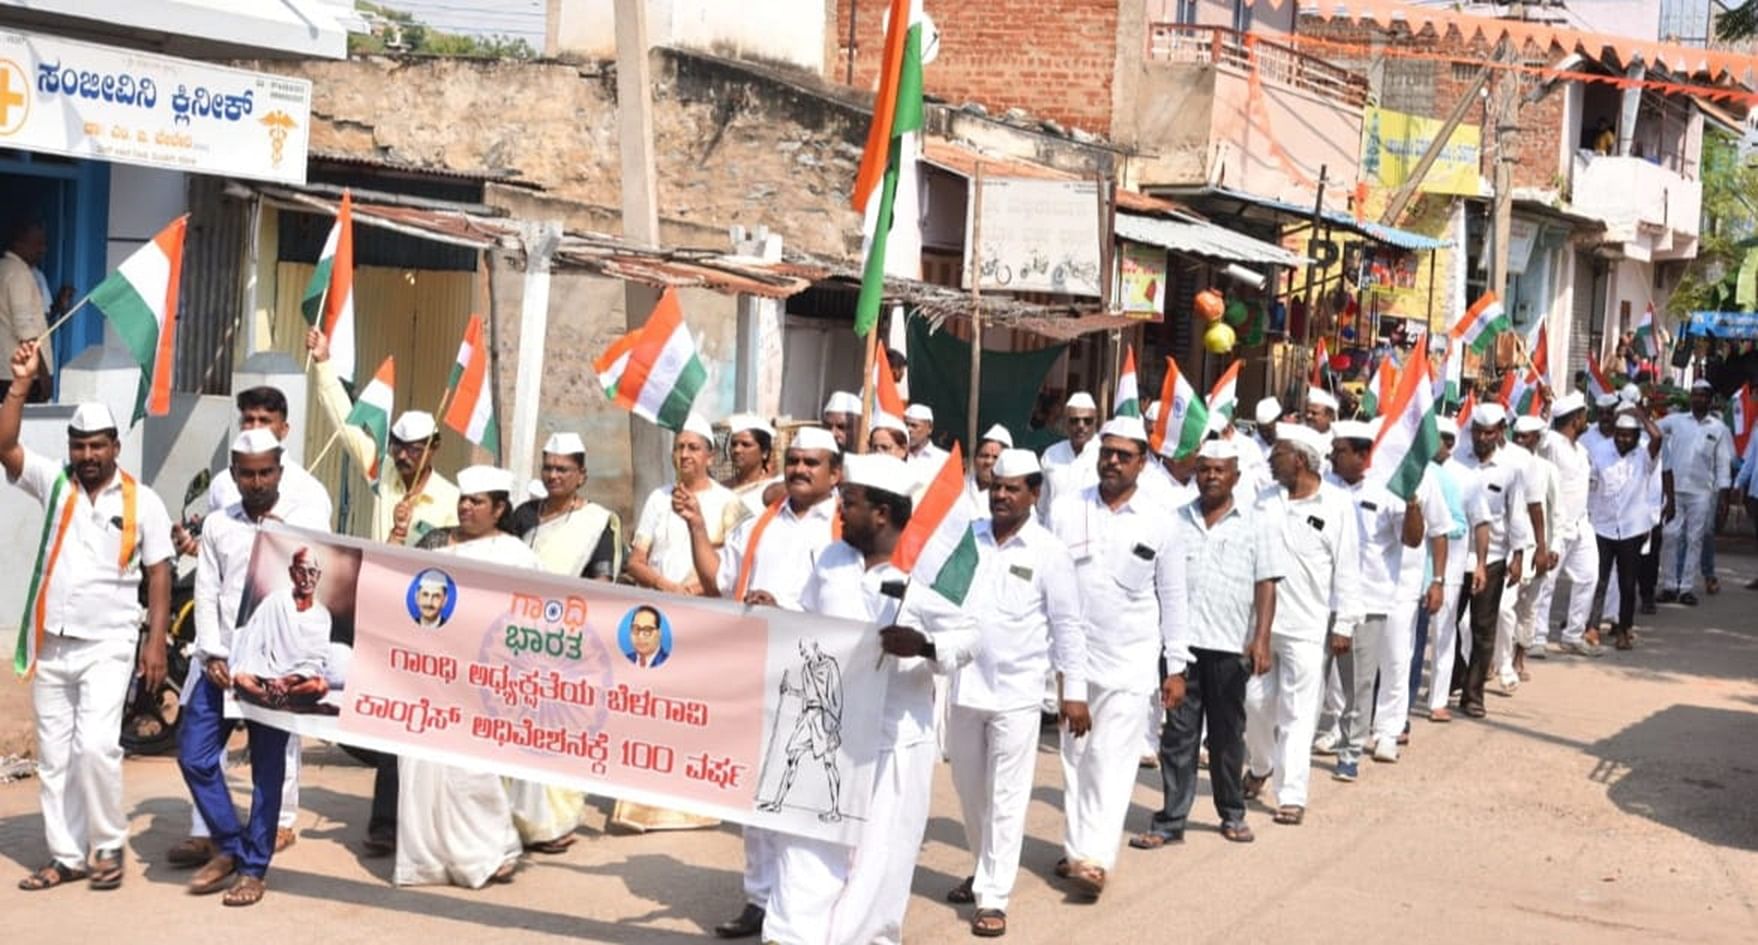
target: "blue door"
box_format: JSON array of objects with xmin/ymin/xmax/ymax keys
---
[{"xmin": 0, "ymin": 151, "xmax": 110, "ymax": 387}]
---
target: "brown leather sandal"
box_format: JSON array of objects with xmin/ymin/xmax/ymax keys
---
[
  {"xmin": 222, "ymin": 875, "xmax": 265, "ymax": 907},
  {"xmin": 971, "ymin": 908, "xmax": 1007, "ymax": 938},
  {"xmin": 17, "ymin": 861, "xmax": 86, "ymax": 891}
]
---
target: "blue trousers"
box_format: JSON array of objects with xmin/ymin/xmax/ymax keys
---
[{"xmin": 177, "ymin": 674, "xmax": 289, "ymax": 878}]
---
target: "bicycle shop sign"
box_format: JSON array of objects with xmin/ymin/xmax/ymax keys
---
[
  {"xmin": 0, "ymin": 28, "xmax": 311, "ymax": 184},
  {"xmin": 964, "ymin": 177, "xmax": 1105, "ymax": 297}
]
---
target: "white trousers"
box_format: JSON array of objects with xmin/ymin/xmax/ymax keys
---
[
  {"xmin": 33, "ymin": 634, "xmax": 136, "ymax": 869},
  {"xmin": 1663, "ymin": 492, "xmax": 1712, "ymax": 594},
  {"xmin": 765, "ymin": 739, "xmax": 936, "ymax": 945},
  {"xmin": 1244, "ymin": 633, "xmax": 1324, "ymax": 808},
  {"xmin": 1424, "ymin": 538, "xmax": 1468, "ymax": 714},
  {"xmin": 1059, "ymin": 681, "xmax": 1150, "ymax": 871},
  {"xmin": 1532, "ymin": 528, "xmax": 1599, "ymax": 646},
  {"xmin": 1373, "ymin": 601, "xmax": 1420, "ymax": 743},
  {"xmin": 948, "ymin": 704, "xmax": 1039, "ymax": 911},
  {"xmin": 742, "ymin": 826, "xmax": 779, "ymax": 907},
  {"xmin": 1494, "ymin": 550, "xmax": 1530, "ymax": 681},
  {"xmin": 190, "ymin": 737, "xmax": 300, "ymax": 836}
]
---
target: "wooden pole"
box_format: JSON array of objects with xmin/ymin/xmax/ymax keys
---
[
  {"xmin": 858, "ymin": 314, "xmax": 880, "ymax": 454},
  {"xmin": 36, "ymin": 296, "xmax": 91, "ymax": 340},
  {"xmin": 1298, "ymin": 165, "xmax": 1329, "ymax": 413},
  {"xmin": 309, "ymin": 427, "xmax": 344, "ymax": 468},
  {"xmin": 409, "ymin": 385, "xmax": 454, "ymax": 502},
  {"xmin": 966, "ymin": 163, "xmax": 984, "ymax": 451}
]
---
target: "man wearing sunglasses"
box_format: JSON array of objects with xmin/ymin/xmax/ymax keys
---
[{"xmin": 1039, "ymin": 391, "xmax": 1101, "ymax": 518}]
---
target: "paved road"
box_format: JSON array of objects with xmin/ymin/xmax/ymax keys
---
[{"xmin": 5, "ymin": 552, "xmax": 1758, "ymax": 943}]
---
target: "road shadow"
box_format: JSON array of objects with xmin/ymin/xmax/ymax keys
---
[
  {"xmin": 560, "ymin": 851, "xmax": 741, "ymax": 933},
  {"xmin": 1584, "ymin": 703, "xmax": 1758, "ymax": 852}
]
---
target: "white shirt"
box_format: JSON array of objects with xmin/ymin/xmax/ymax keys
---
[
  {"xmin": 1589, "ymin": 439, "xmax": 1660, "ymax": 540},
  {"xmin": 955, "ymin": 517, "xmax": 1087, "ymax": 711},
  {"xmin": 1046, "ymin": 484, "xmax": 1191, "ymax": 687},
  {"xmin": 1258, "ymin": 481, "xmax": 1363, "ymax": 640},
  {"xmin": 1393, "ymin": 466, "xmax": 1460, "ymax": 601},
  {"xmin": 1540, "ymin": 429, "xmax": 1592, "ymax": 542},
  {"xmin": 8, "ymin": 450, "xmax": 174, "ymax": 641},
  {"xmin": 207, "ymin": 460, "xmax": 335, "ymax": 526},
  {"xmin": 1136, "ymin": 460, "xmax": 1195, "ymax": 512},
  {"xmin": 713, "ymin": 494, "xmax": 839, "ymax": 611},
  {"xmin": 1328, "ymin": 472, "xmax": 1410, "ymax": 606},
  {"xmin": 1175, "ymin": 496, "xmax": 1285, "ymax": 654},
  {"xmin": 0, "ymin": 250, "xmax": 48, "ymax": 365},
  {"xmin": 1038, "ymin": 437, "xmax": 1099, "ymax": 518},
  {"xmin": 1452, "ymin": 445, "xmax": 1533, "ymax": 562},
  {"xmin": 962, "ymin": 476, "xmax": 993, "ymax": 521},
  {"xmin": 192, "ymin": 496, "xmax": 330, "ymax": 663},
  {"xmin": 800, "ymin": 542, "xmax": 980, "ymax": 748},
  {"xmin": 633, "ymin": 480, "xmax": 740, "ymax": 585},
  {"xmin": 906, "ymin": 442, "xmax": 950, "ymax": 470},
  {"xmin": 1659, "ymin": 411, "xmax": 1734, "ymax": 496}
]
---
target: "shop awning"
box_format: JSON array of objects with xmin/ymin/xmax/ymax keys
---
[
  {"xmin": 1158, "ymin": 185, "xmax": 1450, "ymax": 251},
  {"xmin": 0, "ymin": 0, "xmax": 348, "ymax": 60},
  {"xmin": 1114, "ymin": 212, "xmax": 1308, "ymax": 268},
  {"xmin": 1686, "ymin": 311, "xmax": 1758, "ymax": 340}
]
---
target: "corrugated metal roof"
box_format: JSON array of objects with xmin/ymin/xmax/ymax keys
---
[
  {"xmin": 921, "ymin": 141, "xmax": 1189, "ymax": 215},
  {"xmin": 1114, "ymin": 212, "xmax": 1308, "ymax": 268},
  {"xmin": 1168, "ymin": 186, "xmax": 1452, "ymax": 251}
]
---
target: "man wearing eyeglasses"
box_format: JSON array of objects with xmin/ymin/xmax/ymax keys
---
[
  {"xmin": 1044, "ymin": 416, "xmax": 1190, "ymax": 901},
  {"xmin": 1038, "ymin": 392, "xmax": 1101, "ymax": 518}
]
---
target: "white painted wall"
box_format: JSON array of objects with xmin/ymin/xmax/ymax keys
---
[
  {"xmin": 107, "ymin": 166, "xmax": 189, "ymax": 268},
  {"xmin": 549, "ymin": 0, "xmax": 827, "ymax": 73}
]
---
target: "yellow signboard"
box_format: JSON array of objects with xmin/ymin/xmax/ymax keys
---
[{"xmin": 1360, "ymin": 106, "xmax": 1481, "ymax": 197}]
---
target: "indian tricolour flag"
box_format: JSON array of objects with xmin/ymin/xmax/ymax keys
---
[
  {"xmin": 301, "ymin": 189, "xmax": 357, "ymax": 382},
  {"xmin": 1114, "ymin": 346, "xmax": 1140, "ymax": 418},
  {"xmin": 1524, "ymin": 317, "xmax": 1549, "ymax": 383},
  {"xmin": 852, "ymin": 0, "xmax": 925, "ymax": 336},
  {"xmin": 1370, "ymin": 338, "xmax": 1440, "ymax": 501},
  {"xmin": 90, "ymin": 215, "xmax": 187, "ymax": 420},
  {"xmin": 594, "ymin": 287, "xmax": 706, "ymax": 433},
  {"xmin": 1731, "ymin": 383, "xmax": 1756, "ymax": 458},
  {"xmin": 347, "ymin": 356, "xmax": 395, "ymax": 479},
  {"xmin": 1453, "ymin": 291, "xmax": 1511, "ymax": 354},
  {"xmin": 1586, "ymin": 351, "xmax": 1615, "ymax": 401},
  {"xmin": 893, "ymin": 441, "xmax": 978, "ymax": 604},
  {"xmin": 1149, "ymin": 356, "xmax": 1208, "ymax": 460},
  {"xmin": 1203, "ymin": 359, "xmax": 1241, "ymax": 435},
  {"xmin": 1362, "ymin": 356, "xmax": 1398, "ymax": 418},
  {"xmin": 1632, "ymin": 303, "xmax": 1661, "ymax": 359},
  {"xmin": 443, "ymin": 314, "xmax": 500, "ymax": 454}
]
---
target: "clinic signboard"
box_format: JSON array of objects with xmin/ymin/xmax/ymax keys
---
[{"xmin": 0, "ymin": 28, "xmax": 312, "ymax": 184}]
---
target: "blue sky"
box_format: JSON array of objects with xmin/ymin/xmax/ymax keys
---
[{"xmin": 359, "ymin": 0, "xmax": 547, "ymax": 45}]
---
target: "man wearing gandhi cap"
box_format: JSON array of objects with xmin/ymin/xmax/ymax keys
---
[
  {"xmin": 1039, "ymin": 391, "xmax": 1102, "ymax": 517},
  {"xmin": 511, "ymin": 432, "xmax": 621, "ymax": 582},
  {"xmin": 902, "ymin": 403, "xmax": 948, "ymax": 469},
  {"xmin": 3, "ymin": 341, "xmax": 174, "ymax": 893},
  {"xmin": 963, "ymin": 423, "xmax": 1013, "ymax": 520},
  {"xmin": 1448, "ymin": 403, "xmax": 1534, "ymax": 717},
  {"xmin": 1533, "ymin": 392, "xmax": 1601, "ymax": 655},
  {"xmin": 1587, "ymin": 406, "xmax": 1665, "ymax": 650},
  {"xmin": 179, "ymin": 427, "xmax": 331, "ymax": 906},
  {"xmin": 944, "ymin": 447, "xmax": 1085, "ymax": 936},
  {"xmin": 1656, "ymin": 378, "xmax": 1732, "ymax": 604},
  {"xmin": 307, "ymin": 328, "xmax": 459, "ymax": 547},
  {"xmin": 821, "ymin": 391, "xmax": 863, "ymax": 451},
  {"xmin": 764, "ymin": 453, "xmax": 979, "ymax": 945}
]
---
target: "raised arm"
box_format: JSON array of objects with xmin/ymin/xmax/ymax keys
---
[
  {"xmin": 0, "ymin": 341, "xmax": 38, "ymax": 481},
  {"xmin": 306, "ymin": 328, "xmax": 378, "ymax": 474}
]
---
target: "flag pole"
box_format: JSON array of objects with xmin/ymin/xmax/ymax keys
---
[
  {"xmin": 966, "ymin": 161, "xmax": 984, "ymax": 452},
  {"xmin": 309, "ymin": 427, "xmax": 344, "ymax": 468},
  {"xmin": 35, "ymin": 296, "xmax": 92, "ymax": 341},
  {"xmin": 858, "ymin": 317, "xmax": 879, "ymax": 455},
  {"xmin": 411, "ymin": 385, "xmax": 455, "ymax": 500}
]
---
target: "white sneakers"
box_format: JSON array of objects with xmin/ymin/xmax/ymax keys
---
[
  {"xmin": 1311, "ymin": 732, "xmax": 1340, "ymax": 757},
  {"xmin": 1371, "ymin": 738, "xmax": 1400, "ymax": 764}
]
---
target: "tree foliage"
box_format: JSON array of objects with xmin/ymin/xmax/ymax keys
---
[
  {"xmin": 349, "ymin": 1, "xmax": 535, "ymax": 59},
  {"xmin": 1668, "ymin": 130, "xmax": 1758, "ymax": 317},
  {"xmin": 1717, "ymin": 3, "xmax": 1758, "ymax": 41}
]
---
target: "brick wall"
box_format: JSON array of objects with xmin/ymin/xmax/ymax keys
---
[
  {"xmin": 1298, "ymin": 18, "xmax": 1571, "ymax": 193},
  {"xmin": 830, "ymin": 0, "xmax": 1121, "ymax": 134}
]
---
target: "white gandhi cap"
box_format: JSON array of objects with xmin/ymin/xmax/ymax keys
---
[
  {"xmin": 680, "ymin": 412, "xmax": 715, "ymax": 442},
  {"xmin": 823, "ymin": 390, "xmax": 863, "ymax": 416},
  {"xmin": 1307, "ymin": 387, "xmax": 1339, "ymax": 411},
  {"xmin": 979, "ymin": 423, "xmax": 1013, "ymax": 447},
  {"xmin": 1254, "ymin": 396, "xmax": 1283, "ymax": 426},
  {"xmin": 68, "ymin": 403, "xmax": 117, "ymax": 434},
  {"xmin": 1197, "ymin": 438, "xmax": 1238, "ymax": 461},
  {"xmin": 457, "ymin": 464, "xmax": 516, "ymax": 496},
  {"xmin": 230, "ymin": 427, "xmax": 281, "ymax": 455},
  {"xmin": 1512, "ymin": 415, "xmax": 1547, "ymax": 435},
  {"xmin": 992, "ymin": 448, "xmax": 1041, "ymax": 478},
  {"xmin": 543, "ymin": 432, "xmax": 586, "ymax": 456},
  {"xmin": 841, "ymin": 453, "xmax": 916, "ymax": 501},
  {"xmin": 1065, "ymin": 392, "xmax": 1097, "ymax": 411},
  {"xmin": 725, "ymin": 413, "xmax": 775, "ymax": 439},
  {"xmin": 871, "ymin": 411, "xmax": 907, "ymax": 434},
  {"xmin": 903, "ymin": 403, "xmax": 934, "ymax": 423},
  {"xmin": 391, "ymin": 411, "xmax": 436, "ymax": 442},
  {"xmin": 1099, "ymin": 415, "xmax": 1149, "ymax": 444},
  {"xmin": 790, "ymin": 426, "xmax": 841, "ymax": 454}
]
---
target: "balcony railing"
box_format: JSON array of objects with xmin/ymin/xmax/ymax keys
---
[{"xmin": 1146, "ymin": 24, "xmax": 1370, "ymax": 108}]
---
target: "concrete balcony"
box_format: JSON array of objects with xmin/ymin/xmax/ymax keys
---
[
  {"xmin": 1114, "ymin": 25, "xmax": 1367, "ymax": 205},
  {"xmin": 1571, "ymin": 152, "xmax": 1702, "ymax": 262}
]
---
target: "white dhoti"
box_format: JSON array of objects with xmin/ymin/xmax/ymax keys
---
[
  {"xmin": 504, "ymin": 778, "xmax": 586, "ymax": 846},
  {"xmin": 764, "ymin": 739, "xmax": 937, "ymax": 945},
  {"xmin": 1244, "ymin": 633, "xmax": 1324, "ymax": 808},
  {"xmin": 1373, "ymin": 601, "xmax": 1420, "ymax": 744},
  {"xmin": 394, "ymin": 758, "xmax": 521, "ymax": 888},
  {"xmin": 34, "ymin": 635, "xmax": 135, "ymax": 869},
  {"xmin": 948, "ymin": 704, "xmax": 1039, "ymax": 911},
  {"xmin": 1533, "ymin": 529, "xmax": 1599, "ymax": 646},
  {"xmin": 1059, "ymin": 682, "xmax": 1149, "ymax": 871}
]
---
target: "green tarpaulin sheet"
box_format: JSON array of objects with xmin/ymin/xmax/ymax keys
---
[{"xmin": 905, "ymin": 315, "xmax": 1067, "ymax": 453}]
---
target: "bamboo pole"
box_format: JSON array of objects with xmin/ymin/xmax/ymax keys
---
[{"xmin": 966, "ymin": 162, "xmax": 985, "ymax": 451}]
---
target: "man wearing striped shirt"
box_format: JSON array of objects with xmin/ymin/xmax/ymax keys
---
[{"xmin": 1133, "ymin": 438, "xmax": 1281, "ymax": 848}]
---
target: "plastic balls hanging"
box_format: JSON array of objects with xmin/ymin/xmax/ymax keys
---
[
  {"xmin": 1194, "ymin": 288, "xmax": 1226, "ymax": 322},
  {"xmin": 1203, "ymin": 321, "xmax": 1236, "ymax": 354}
]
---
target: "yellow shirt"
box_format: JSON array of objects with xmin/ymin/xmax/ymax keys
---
[{"xmin": 312, "ymin": 359, "xmax": 458, "ymax": 545}]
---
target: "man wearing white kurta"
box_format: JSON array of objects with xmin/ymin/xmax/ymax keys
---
[
  {"xmin": 1451, "ymin": 404, "xmax": 1534, "ymax": 717},
  {"xmin": 1244, "ymin": 423, "xmax": 1361, "ymax": 824},
  {"xmin": 687, "ymin": 427, "xmax": 842, "ymax": 941},
  {"xmin": 903, "ymin": 403, "xmax": 949, "ymax": 470},
  {"xmin": 1496, "ymin": 415, "xmax": 1559, "ymax": 688},
  {"xmin": 1366, "ymin": 431, "xmax": 1451, "ymax": 762},
  {"xmin": 4, "ymin": 374, "xmax": 173, "ymax": 893},
  {"xmin": 963, "ymin": 423, "xmax": 1012, "ymax": 520},
  {"xmin": 1658, "ymin": 380, "xmax": 1732, "ymax": 605},
  {"xmin": 1417, "ymin": 418, "xmax": 1490, "ymax": 722},
  {"xmin": 946, "ymin": 449, "xmax": 1086, "ymax": 935},
  {"xmin": 1045, "ymin": 416, "xmax": 1189, "ymax": 898},
  {"xmin": 1533, "ymin": 394, "xmax": 1601, "ymax": 656},
  {"xmin": 763, "ymin": 453, "xmax": 980, "ymax": 945},
  {"xmin": 1037, "ymin": 391, "xmax": 1100, "ymax": 518}
]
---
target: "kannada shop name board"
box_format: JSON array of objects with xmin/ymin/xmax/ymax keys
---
[
  {"xmin": 0, "ymin": 28, "xmax": 311, "ymax": 184},
  {"xmin": 1360, "ymin": 106, "xmax": 1481, "ymax": 197},
  {"xmin": 234, "ymin": 525, "xmax": 891, "ymax": 844}
]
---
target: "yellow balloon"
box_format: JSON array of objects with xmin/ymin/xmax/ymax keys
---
[{"xmin": 1203, "ymin": 321, "xmax": 1236, "ymax": 354}]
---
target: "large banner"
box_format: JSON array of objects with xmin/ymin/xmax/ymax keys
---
[
  {"xmin": 0, "ymin": 29, "xmax": 312, "ymax": 184},
  {"xmin": 1360, "ymin": 105, "xmax": 1481, "ymax": 197},
  {"xmin": 232, "ymin": 524, "xmax": 888, "ymax": 844}
]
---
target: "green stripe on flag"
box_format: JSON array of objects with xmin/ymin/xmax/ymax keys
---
[
  {"xmin": 301, "ymin": 256, "xmax": 334, "ymax": 325},
  {"xmin": 1386, "ymin": 411, "xmax": 1441, "ymax": 501},
  {"xmin": 854, "ymin": 23, "xmax": 923, "ymax": 337},
  {"xmin": 654, "ymin": 356, "xmax": 707, "ymax": 433},
  {"xmin": 1115, "ymin": 399, "xmax": 1140, "ymax": 418},
  {"xmin": 480, "ymin": 416, "xmax": 501, "ymax": 457},
  {"xmin": 15, "ymin": 473, "xmax": 68, "ymax": 675},
  {"xmin": 929, "ymin": 524, "xmax": 979, "ymax": 606}
]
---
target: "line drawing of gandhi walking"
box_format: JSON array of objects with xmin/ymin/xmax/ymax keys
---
[{"xmin": 757, "ymin": 638, "xmax": 845, "ymax": 822}]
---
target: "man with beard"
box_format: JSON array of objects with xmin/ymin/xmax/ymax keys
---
[
  {"xmin": 1046, "ymin": 416, "xmax": 1189, "ymax": 899},
  {"xmin": 4, "ymin": 341, "xmax": 173, "ymax": 893},
  {"xmin": 684, "ymin": 426, "xmax": 842, "ymax": 939},
  {"xmin": 945, "ymin": 448, "xmax": 1086, "ymax": 937},
  {"xmin": 763, "ymin": 453, "xmax": 979, "ymax": 945}
]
